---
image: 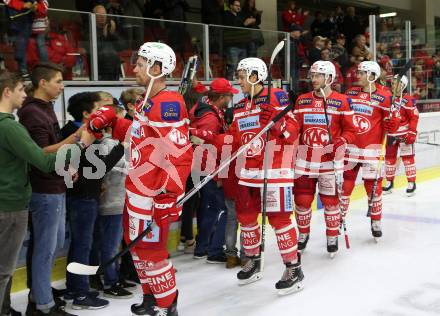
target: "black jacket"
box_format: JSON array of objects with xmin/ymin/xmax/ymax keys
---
[{"xmin": 61, "ymin": 121, "xmax": 125, "ymax": 199}]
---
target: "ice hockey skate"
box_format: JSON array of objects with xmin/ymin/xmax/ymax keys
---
[{"xmin": 237, "ymin": 256, "xmax": 262, "ymax": 285}]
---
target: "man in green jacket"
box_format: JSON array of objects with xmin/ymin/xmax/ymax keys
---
[{"xmin": 0, "ymin": 70, "xmax": 90, "ymax": 314}]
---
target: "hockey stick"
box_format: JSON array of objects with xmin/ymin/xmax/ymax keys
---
[
  {"xmin": 366, "ymin": 60, "xmax": 412, "ymax": 217},
  {"xmin": 260, "ymin": 40, "xmax": 286, "ymax": 270},
  {"xmin": 178, "ymin": 55, "xmax": 199, "ymax": 97},
  {"xmin": 320, "ymin": 88, "xmax": 350, "ymax": 249},
  {"xmin": 67, "ymin": 103, "xmax": 294, "ymax": 276}
]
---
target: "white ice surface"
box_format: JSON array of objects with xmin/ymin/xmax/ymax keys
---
[{"xmin": 10, "ymin": 178, "xmax": 440, "ymax": 316}]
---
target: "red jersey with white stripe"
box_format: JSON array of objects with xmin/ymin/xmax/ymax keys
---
[
  {"xmin": 345, "ymin": 85, "xmax": 393, "ymax": 162},
  {"xmin": 111, "ymin": 90, "xmax": 193, "ymax": 220},
  {"xmin": 293, "ymin": 91, "xmax": 357, "ymax": 175},
  {"xmin": 388, "ymin": 93, "xmax": 419, "ymax": 138},
  {"xmin": 229, "ymin": 87, "xmax": 298, "ymax": 187}
]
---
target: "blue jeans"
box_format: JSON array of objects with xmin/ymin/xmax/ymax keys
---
[
  {"xmin": 225, "ymin": 46, "xmax": 247, "ymax": 80},
  {"xmin": 66, "ymin": 197, "xmax": 98, "ymax": 296},
  {"xmin": 29, "ymin": 193, "xmax": 66, "ymax": 310},
  {"xmin": 97, "ymin": 214, "xmax": 123, "ymax": 288},
  {"xmin": 10, "ymin": 22, "xmax": 32, "ymax": 73},
  {"xmin": 35, "ymin": 33, "xmax": 48, "ymax": 62},
  {"xmin": 195, "ymin": 180, "xmax": 227, "ymax": 257}
]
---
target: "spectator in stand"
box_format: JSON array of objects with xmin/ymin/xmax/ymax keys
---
[
  {"xmin": 62, "ymin": 91, "xmax": 128, "ymax": 307},
  {"xmin": 93, "ymin": 5, "xmax": 123, "ymax": 80},
  {"xmin": 342, "ymin": 6, "xmax": 363, "ymax": 48},
  {"xmin": 390, "ymin": 43, "xmax": 405, "ymax": 72},
  {"xmin": 119, "ymin": 88, "xmax": 143, "ymax": 120},
  {"xmin": 281, "ymin": 1, "xmax": 308, "ymax": 32},
  {"xmin": 27, "ymin": 31, "xmax": 77, "ymax": 80},
  {"xmin": 322, "ymin": 12, "xmax": 338, "ymax": 40},
  {"xmin": 332, "ymin": 34, "xmax": 349, "ymax": 71},
  {"xmin": 202, "ymin": 0, "xmax": 224, "ymax": 25},
  {"xmin": 350, "ymin": 34, "xmax": 371, "ymax": 63},
  {"xmin": 321, "ymin": 48, "xmax": 343, "ymax": 92},
  {"xmin": 310, "ymin": 11, "xmax": 326, "ymax": 38},
  {"xmin": 222, "ymin": 0, "xmax": 248, "ymax": 80},
  {"xmin": 289, "ymin": 24, "xmax": 306, "ymax": 94},
  {"xmin": 379, "ymin": 54, "xmax": 393, "ymax": 87},
  {"xmin": 31, "ymin": 0, "xmax": 49, "ymax": 65},
  {"xmin": 308, "ymin": 35, "xmax": 326, "ymax": 65},
  {"xmin": 17, "ymin": 62, "xmax": 83, "ymax": 316},
  {"xmin": 4, "ymin": 0, "xmax": 38, "ymax": 76},
  {"xmin": 241, "ymin": 0, "xmax": 263, "ymax": 57},
  {"xmin": 335, "ymin": 6, "xmax": 344, "ymax": 34},
  {"xmin": 345, "ymin": 55, "xmax": 363, "ymax": 89},
  {"xmin": 432, "ymin": 51, "xmax": 440, "ymax": 98},
  {"xmin": 116, "ymin": 0, "xmax": 145, "ymax": 50},
  {"xmin": 163, "ymin": 0, "xmax": 190, "ymax": 59}
]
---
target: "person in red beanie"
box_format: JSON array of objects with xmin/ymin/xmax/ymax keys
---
[{"xmin": 189, "ymin": 78, "xmax": 239, "ymax": 263}]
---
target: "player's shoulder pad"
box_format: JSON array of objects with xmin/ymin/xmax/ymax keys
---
[
  {"xmin": 296, "ymin": 92, "xmax": 313, "ymax": 106},
  {"xmin": 272, "ymin": 88, "xmax": 290, "ymax": 107}
]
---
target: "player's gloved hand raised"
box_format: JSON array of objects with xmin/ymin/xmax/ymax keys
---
[
  {"xmin": 153, "ymin": 193, "xmax": 181, "ymax": 224},
  {"xmin": 88, "ymin": 105, "xmax": 117, "ymax": 139},
  {"xmin": 404, "ymin": 131, "xmax": 417, "ymax": 145},
  {"xmin": 383, "ymin": 116, "xmax": 400, "ymax": 133},
  {"xmin": 260, "ymin": 104, "xmax": 287, "ymax": 138}
]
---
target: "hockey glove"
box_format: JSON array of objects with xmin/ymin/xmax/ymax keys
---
[
  {"xmin": 88, "ymin": 105, "xmax": 117, "ymax": 139},
  {"xmin": 383, "ymin": 116, "xmax": 400, "ymax": 133},
  {"xmin": 259, "ymin": 104, "xmax": 287, "ymax": 138},
  {"xmin": 404, "ymin": 131, "xmax": 417, "ymax": 145},
  {"xmin": 153, "ymin": 193, "xmax": 181, "ymax": 224}
]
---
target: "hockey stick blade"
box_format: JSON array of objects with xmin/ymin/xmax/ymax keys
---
[
  {"xmin": 270, "ymin": 41, "xmax": 285, "ymax": 65},
  {"xmin": 67, "ymin": 262, "xmax": 99, "ymax": 276},
  {"xmin": 398, "ymin": 60, "xmax": 412, "ymax": 78}
]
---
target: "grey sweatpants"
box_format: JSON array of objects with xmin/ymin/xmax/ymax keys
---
[{"xmin": 0, "ymin": 210, "xmax": 28, "ymax": 309}]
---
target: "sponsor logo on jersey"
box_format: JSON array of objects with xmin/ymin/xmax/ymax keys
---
[
  {"xmin": 130, "ymin": 143, "xmax": 141, "ymax": 169},
  {"xmin": 302, "ymin": 127, "xmax": 330, "ymax": 147},
  {"xmin": 241, "ymin": 132, "xmax": 264, "ymax": 157},
  {"xmin": 131, "ymin": 120, "xmax": 142, "ymax": 138},
  {"xmin": 275, "ymin": 91, "xmax": 290, "ymax": 106},
  {"xmin": 234, "ymin": 101, "xmax": 246, "ymax": 109},
  {"xmin": 298, "ymin": 98, "xmax": 313, "ymax": 106},
  {"xmin": 161, "ymin": 102, "xmax": 180, "ymax": 121},
  {"xmin": 371, "ymin": 94, "xmax": 385, "ymax": 103},
  {"xmin": 303, "ymin": 114, "xmax": 330, "ymax": 125},
  {"xmin": 351, "ymin": 103, "xmax": 373, "ymax": 116},
  {"xmin": 254, "ymin": 96, "xmax": 268, "ymax": 105},
  {"xmin": 168, "ymin": 128, "xmax": 188, "ymax": 145},
  {"xmin": 326, "ymin": 98, "xmax": 343, "ymax": 107},
  {"xmin": 238, "ymin": 115, "xmax": 260, "ymax": 131},
  {"xmin": 283, "ymin": 187, "xmax": 293, "ymax": 212},
  {"xmin": 353, "ymin": 114, "xmax": 371, "ymax": 134},
  {"xmin": 346, "ymin": 90, "xmax": 359, "ymax": 96},
  {"xmin": 143, "ymin": 98, "xmax": 153, "ymax": 113}
]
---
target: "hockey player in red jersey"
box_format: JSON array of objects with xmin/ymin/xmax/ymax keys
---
[
  {"xmin": 192, "ymin": 57, "xmax": 304, "ymax": 295},
  {"xmin": 343, "ymin": 61, "xmax": 400, "ymax": 240},
  {"xmin": 88, "ymin": 42, "xmax": 193, "ymax": 316},
  {"xmin": 293, "ymin": 61, "xmax": 357, "ymax": 257},
  {"xmin": 383, "ymin": 75, "xmax": 419, "ymax": 196}
]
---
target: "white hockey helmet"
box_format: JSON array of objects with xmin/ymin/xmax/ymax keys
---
[
  {"xmin": 310, "ymin": 60, "xmax": 336, "ymax": 85},
  {"xmin": 236, "ymin": 57, "xmax": 268, "ymax": 83},
  {"xmin": 394, "ymin": 74, "xmax": 408, "ymax": 91},
  {"xmin": 138, "ymin": 42, "xmax": 176, "ymax": 76},
  {"xmin": 358, "ymin": 61, "xmax": 381, "ymax": 82}
]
